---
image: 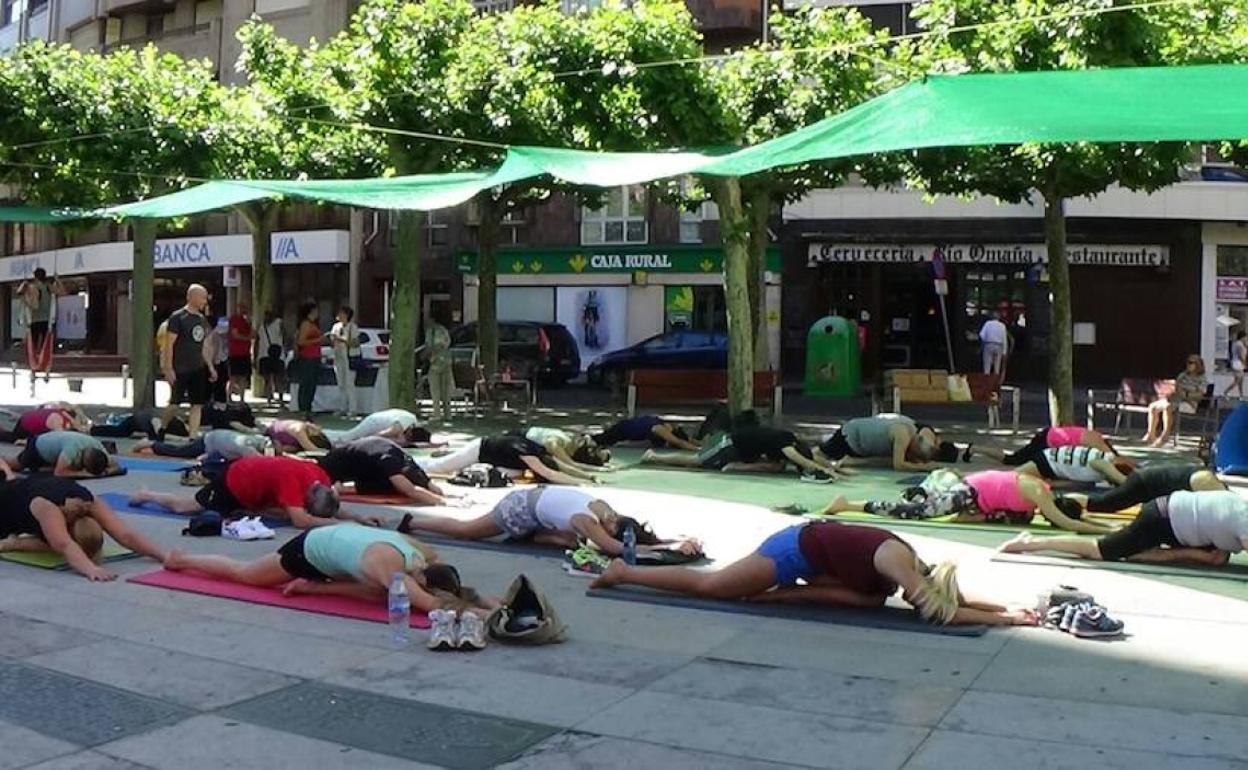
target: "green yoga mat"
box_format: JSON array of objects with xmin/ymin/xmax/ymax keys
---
[
  {"xmin": 991, "ymin": 553, "xmax": 1248, "ymax": 583},
  {"xmin": 0, "ymin": 543, "xmax": 137, "ymax": 570}
]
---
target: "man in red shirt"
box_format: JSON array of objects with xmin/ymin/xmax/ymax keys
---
[
  {"xmin": 130, "ymin": 456, "xmax": 386, "ymax": 529},
  {"xmin": 227, "ymin": 303, "xmax": 255, "ymax": 401}
]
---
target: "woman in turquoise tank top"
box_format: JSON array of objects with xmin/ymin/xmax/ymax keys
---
[{"xmin": 163, "ymin": 523, "xmax": 491, "ymax": 613}]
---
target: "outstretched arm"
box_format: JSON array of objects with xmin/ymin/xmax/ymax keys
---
[
  {"xmin": 525, "ymin": 455, "xmax": 592, "ymax": 485},
  {"xmin": 653, "ymin": 425, "xmax": 699, "ymax": 451},
  {"xmin": 30, "ymin": 499, "xmax": 116, "ymax": 581},
  {"xmin": 389, "ymin": 475, "xmax": 445, "ymax": 505},
  {"xmin": 92, "ymin": 500, "xmax": 167, "ymax": 562}
]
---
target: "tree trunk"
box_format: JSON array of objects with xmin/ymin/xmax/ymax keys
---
[
  {"xmin": 130, "ymin": 219, "xmax": 157, "ymax": 409},
  {"xmin": 745, "ymin": 185, "xmax": 771, "ymax": 371},
  {"xmin": 476, "ymin": 193, "xmax": 501, "ymax": 379},
  {"xmin": 1043, "ymin": 190, "xmax": 1073, "ymax": 426},
  {"xmin": 389, "ymin": 209, "xmax": 424, "ymax": 409},
  {"xmin": 240, "ymin": 203, "xmax": 277, "ymax": 395},
  {"xmin": 711, "ymin": 177, "xmax": 754, "ymax": 415}
]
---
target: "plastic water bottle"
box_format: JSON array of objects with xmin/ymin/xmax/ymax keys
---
[
  {"xmin": 622, "ymin": 524, "xmax": 637, "ymax": 566},
  {"xmin": 387, "ymin": 572, "xmax": 410, "ymax": 647}
]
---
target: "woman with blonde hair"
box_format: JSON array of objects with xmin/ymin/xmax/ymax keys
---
[
  {"xmin": 591, "ymin": 521, "xmax": 1035, "ymax": 626},
  {"xmin": 1144, "ymin": 354, "xmax": 1208, "ymax": 446}
]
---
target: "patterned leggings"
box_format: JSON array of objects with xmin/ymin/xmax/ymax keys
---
[{"xmin": 864, "ymin": 483, "xmax": 979, "ymax": 520}]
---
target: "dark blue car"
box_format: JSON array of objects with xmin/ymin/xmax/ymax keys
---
[{"xmin": 587, "ymin": 329, "xmax": 728, "ymax": 387}]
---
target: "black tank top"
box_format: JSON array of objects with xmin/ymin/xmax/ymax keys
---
[{"xmin": 0, "ymin": 477, "xmax": 94, "ymax": 539}]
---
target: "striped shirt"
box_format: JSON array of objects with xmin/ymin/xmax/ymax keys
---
[{"xmin": 1042, "ymin": 446, "xmax": 1113, "ymax": 482}]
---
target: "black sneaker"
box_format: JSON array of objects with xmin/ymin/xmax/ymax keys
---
[
  {"xmin": 800, "ymin": 470, "xmax": 836, "ymax": 484},
  {"xmin": 1071, "ymin": 605, "xmax": 1125, "ymax": 638},
  {"xmin": 1048, "ymin": 585, "xmax": 1095, "ymax": 609}
]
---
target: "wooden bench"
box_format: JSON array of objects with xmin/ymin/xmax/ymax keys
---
[
  {"xmin": 626, "ymin": 369, "xmax": 782, "ymax": 418},
  {"xmin": 1087, "ymin": 378, "xmax": 1220, "ymax": 444},
  {"xmin": 881, "ymin": 372, "xmax": 1021, "ymax": 433}
]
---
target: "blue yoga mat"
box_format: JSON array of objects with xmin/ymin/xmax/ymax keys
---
[
  {"xmin": 100, "ymin": 492, "xmax": 291, "ymax": 530},
  {"xmin": 118, "ymin": 456, "xmax": 192, "ymax": 472}
]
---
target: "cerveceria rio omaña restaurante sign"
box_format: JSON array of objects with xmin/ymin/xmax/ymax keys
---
[
  {"xmin": 456, "ymin": 245, "xmax": 782, "ymax": 275},
  {"xmin": 808, "ymin": 243, "xmax": 1170, "ymax": 267}
]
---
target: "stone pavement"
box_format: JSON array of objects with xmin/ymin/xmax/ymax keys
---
[{"xmin": 1, "ymin": 386, "xmax": 1247, "ymax": 769}]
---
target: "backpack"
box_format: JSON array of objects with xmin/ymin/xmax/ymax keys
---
[{"xmin": 486, "ymin": 574, "xmax": 566, "ymax": 645}]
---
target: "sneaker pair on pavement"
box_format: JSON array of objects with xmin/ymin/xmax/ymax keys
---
[
  {"xmin": 427, "ymin": 609, "xmax": 487, "ymax": 651},
  {"xmin": 223, "ymin": 517, "xmax": 275, "ymax": 541},
  {"xmin": 1044, "ymin": 600, "xmax": 1124, "ymax": 639},
  {"xmin": 799, "ymin": 469, "xmax": 836, "ymax": 484}
]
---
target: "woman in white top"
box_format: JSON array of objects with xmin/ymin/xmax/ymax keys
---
[
  {"xmin": 257, "ymin": 311, "xmax": 286, "ymax": 406},
  {"xmin": 399, "ymin": 486, "xmax": 700, "ymax": 556},
  {"xmin": 1001, "ymin": 490, "xmax": 1248, "ymax": 567},
  {"xmin": 327, "ymin": 409, "xmax": 427, "ymax": 446},
  {"xmin": 330, "ymin": 306, "xmax": 360, "ymax": 418},
  {"xmin": 1224, "ymin": 330, "xmax": 1247, "ymax": 399},
  {"xmin": 1013, "ymin": 446, "xmax": 1136, "ymax": 486},
  {"xmin": 522, "ymin": 426, "xmax": 614, "ymax": 473}
]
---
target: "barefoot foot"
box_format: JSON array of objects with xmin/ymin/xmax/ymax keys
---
[
  {"xmin": 590, "ymin": 559, "xmax": 628, "ymax": 589},
  {"xmin": 130, "ymin": 487, "xmax": 153, "ymax": 505},
  {"xmin": 282, "ymin": 578, "xmax": 312, "ymax": 597},
  {"xmin": 164, "ymin": 548, "xmax": 188, "ymax": 571},
  {"xmin": 998, "ymin": 532, "xmax": 1035, "ymax": 553},
  {"xmin": 821, "ymin": 496, "xmax": 848, "ymax": 516}
]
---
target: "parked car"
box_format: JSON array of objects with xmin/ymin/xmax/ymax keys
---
[
  {"xmin": 449, "ymin": 321, "xmax": 581, "ymax": 386},
  {"xmin": 319, "ymin": 327, "xmax": 391, "ymax": 364},
  {"xmin": 587, "ymin": 329, "xmax": 728, "ymax": 387}
]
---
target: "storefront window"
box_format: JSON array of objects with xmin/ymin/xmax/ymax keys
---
[
  {"xmin": 581, "ymin": 186, "xmax": 647, "ymax": 245},
  {"xmin": 1214, "ymin": 245, "xmax": 1248, "ymax": 370},
  {"xmin": 665, "ymin": 285, "xmax": 726, "ymax": 332}
]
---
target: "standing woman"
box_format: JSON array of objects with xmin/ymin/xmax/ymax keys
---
[
  {"xmin": 258, "ymin": 310, "xmax": 286, "ymax": 407},
  {"xmin": 294, "ymin": 302, "xmax": 324, "ymax": 420},
  {"xmin": 424, "ymin": 307, "xmax": 454, "ymax": 423},
  {"xmin": 1225, "ymin": 331, "xmax": 1247, "ymax": 399},
  {"xmin": 330, "ymin": 306, "xmax": 360, "ymax": 418}
]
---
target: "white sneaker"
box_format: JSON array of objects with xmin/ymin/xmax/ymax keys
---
[
  {"xmin": 427, "ymin": 609, "xmax": 458, "ymax": 651},
  {"xmin": 243, "ymin": 517, "xmax": 275, "ymax": 540},
  {"xmin": 222, "ymin": 520, "xmax": 246, "ymax": 541},
  {"xmin": 455, "ymin": 611, "xmax": 487, "ymax": 651}
]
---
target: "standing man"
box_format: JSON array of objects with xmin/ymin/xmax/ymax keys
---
[
  {"xmin": 227, "ymin": 302, "xmax": 255, "ymax": 401},
  {"xmin": 162, "ymin": 285, "xmax": 216, "ymax": 436},
  {"xmin": 979, "ymin": 310, "xmax": 1011, "ymax": 376},
  {"xmin": 424, "ymin": 306, "xmax": 454, "ymax": 423}
]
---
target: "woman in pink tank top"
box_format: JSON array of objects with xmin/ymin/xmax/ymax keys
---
[
  {"xmin": 824, "ymin": 467, "xmax": 1116, "ymax": 534},
  {"xmin": 979, "ymin": 425, "xmax": 1115, "ymax": 466}
]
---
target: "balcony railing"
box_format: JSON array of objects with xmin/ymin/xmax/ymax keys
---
[{"xmin": 101, "ymin": 21, "xmax": 211, "ymax": 53}]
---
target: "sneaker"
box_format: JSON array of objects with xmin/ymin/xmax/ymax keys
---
[
  {"xmin": 222, "ymin": 520, "xmax": 246, "ymax": 541},
  {"xmin": 242, "ymin": 517, "xmax": 275, "ymax": 540},
  {"xmin": 800, "ymin": 470, "xmax": 836, "ymax": 484},
  {"xmin": 455, "ymin": 611, "xmax": 487, "ymax": 651},
  {"xmin": 1047, "ymin": 586, "xmax": 1094, "ymax": 609},
  {"xmin": 563, "ymin": 545, "xmax": 610, "ymax": 578},
  {"xmin": 1044, "ymin": 604, "xmax": 1068, "ymax": 629},
  {"xmin": 1059, "ymin": 602, "xmax": 1083, "ymax": 632},
  {"xmin": 1071, "ymin": 605, "xmax": 1125, "ymax": 639},
  {"xmin": 426, "ymin": 609, "xmax": 458, "ymax": 651}
]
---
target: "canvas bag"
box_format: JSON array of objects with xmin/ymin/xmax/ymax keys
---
[{"xmin": 486, "ymin": 574, "xmax": 567, "ymax": 645}]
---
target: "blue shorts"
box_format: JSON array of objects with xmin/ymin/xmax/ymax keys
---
[{"xmin": 756, "ymin": 526, "xmax": 815, "ymax": 586}]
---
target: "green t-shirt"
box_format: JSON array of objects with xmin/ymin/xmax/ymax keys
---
[{"xmin": 302, "ymin": 524, "xmax": 424, "ymax": 581}]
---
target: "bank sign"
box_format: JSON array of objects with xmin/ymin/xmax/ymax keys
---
[
  {"xmin": 808, "ymin": 243, "xmax": 1170, "ymax": 268},
  {"xmin": 457, "ymin": 246, "xmax": 782, "ymax": 275}
]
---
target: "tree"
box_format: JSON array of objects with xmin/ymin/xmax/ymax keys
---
[
  {"xmin": 0, "ymin": 42, "xmax": 227, "ymax": 408},
  {"xmin": 903, "ymin": 0, "xmax": 1243, "ymax": 424},
  {"xmin": 702, "ymin": 5, "xmax": 890, "ymax": 410},
  {"xmin": 444, "ymin": 0, "xmax": 716, "ymax": 379},
  {"xmin": 229, "ymin": 22, "xmax": 385, "ymax": 390}
]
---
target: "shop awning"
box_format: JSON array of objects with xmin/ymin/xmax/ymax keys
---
[{"xmin": 4, "ymin": 63, "xmax": 1248, "ymax": 221}]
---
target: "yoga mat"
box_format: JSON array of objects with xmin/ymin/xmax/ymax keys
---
[
  {"xmin": 128, "ymin": 569, "xmax": 431, "ymax": 628},
  {"xmin": 586, "ymin": 585, "xmax": 987, "ymax": 636},
  {"xmin": 894, "ymin": 475, "xmax": 927, "ymax": 486},
  {"xmin": 0, "ymin": 543, "xmax": 138, "ymax": 570},
  {"xmin": 100, "ymin": 492, "xmax": 291, "ymax": 530},
  {"xmin": 340, "ymin": 493, "xmax": 411, "ymax": 505},
  {"xmin": 117, "ymin": 456, "xmax": 192, "ymax": 472},
  {"xmin": 991, "ymin": 553, "xmax": 1248, "ymax": 583},
  {"xmin": 413, "ymin": 532, "xmax": 565, "ymax": 559},
  {"xmin": 806, "ymin": 510, "xmax": 1124, "ymax": 534}
]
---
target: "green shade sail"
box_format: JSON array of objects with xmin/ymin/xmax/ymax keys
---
[{"xmin": 4, "ymin": 63, "xmax": 1248, "ymax": 222}]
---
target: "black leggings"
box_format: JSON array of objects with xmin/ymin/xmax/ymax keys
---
[
  {"xmin": 1085, "ymin": 466, "xmax": 1196, "ymax": 513},
  {"xmin": 1003, "ymin": 428, "xmax": 1048, "ymax": 466},
  {"xmin": 864, "ymin": 483, "xmax": 980, "ymax": 520},
  {"xmin": 1096, "ymin": 499, "xmax": 1181, "ymax": 561},
  {"xmin": 150, "ymin": 437, "xmax": 206, "ymax": 458},
  {"xmin": 90, "ymin": 414, "xmax": 188, "ymax": 441}
]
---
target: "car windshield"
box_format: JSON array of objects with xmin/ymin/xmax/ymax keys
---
[{"xmin": 643, "ymin": 334, "xmax": 680, "ymax": 351}]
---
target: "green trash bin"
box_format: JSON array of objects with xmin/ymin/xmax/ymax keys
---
[{"xmin": 804, "ymin": 315, "xmax": 861, "ymax": 398}]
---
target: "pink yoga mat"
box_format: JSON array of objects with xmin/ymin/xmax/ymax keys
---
[{"xmin": 128, "ymin": 569, "xmax": 431, "ymax": 629}]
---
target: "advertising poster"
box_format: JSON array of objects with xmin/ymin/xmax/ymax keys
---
[
  {"xmin": 555, "ymin": 286, "xmax": 628, "ymax": 367},
  {"xmin": 665, "ymin": 285, "xmax": 693, "ymax": 330}
]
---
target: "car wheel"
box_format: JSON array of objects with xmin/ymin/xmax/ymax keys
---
[{"xmin": 603, "ymin": 368, "xmax": 623, "ymax": 390}]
